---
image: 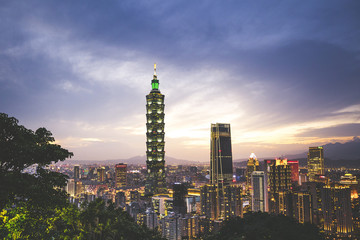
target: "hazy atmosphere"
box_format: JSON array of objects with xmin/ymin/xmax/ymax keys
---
[{"xmin": 1, "ymin": 0, "xmax": 360, "ymax": 161}]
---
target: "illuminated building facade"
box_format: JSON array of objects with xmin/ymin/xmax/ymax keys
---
[
  {"xmin": 307, "ymin": 146, "xmax": 324, "ymax": 182},
  {"xmin": 251, "ymin": 171, "xmax": 267, "ymax": 212},
  {"xmin": 340, "ymin": 173, "xmax": 359, "ymax": 200},
  {"xmin": 210, "ymin": 123, "xmax": 233, "ymax": 187},
  {"xmin": 246, "ymin": 153, "xmax": 259, "ymax": 188},
  {"xmin": 200, "ymin": 184, "xmax": 217, "ymax": 220},
  {"xmin": 97, "ymin": 167, "xmax": 106, "ymax": 182},
  {"xmin": 293, "ymin": 191, "xmax": 313, "ymax": 224},
  {"xmin": 287, "ymin": 160, "xmax": 299, "ymax": 184},
  {"xmin": 268, "ymin": 158, "xmax": 292, "ymax": 213},
  {"xmin": 322, "ymin": 185, "xmax": 353, "ymax": 237},
  {"xmin": 145, "ymin": 64, "xmax": 167, "ymax": 195},
  {"xmin": 200, "ymin": 184, "xmax": 242, "ymax": 220},
  {"xmin": 115, "ymin": 163, "xmax": 127, "ymax": 188}
]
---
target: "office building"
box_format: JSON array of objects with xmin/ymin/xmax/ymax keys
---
[
  {"xmin": 268, "ymin": 158, "xmax": 292, "ymax": 213},
  {"xmin": 74, "ymin": 165, "xmax": 80, "ymax": 180},
  {"xmin": 97, "ymin": 167, "xmax": 106, "ymax": 182},
  {"xmin": 200, "ymin": 184, "xmax": 242, "ymax": 220},
  {"xmin": 115, "ymin": 163, "xmax": 127, "ymax": 188},
  {"xmin": 246, "ymin": 153, "xmax": 259, "ymax": 188},
  {"xmin": 251, "ymin": 171, "xmax": 267, "ymax": 212},
  {"xmin": 287, "ymin": 160, "xmax": 299, "ymax": 184},
  {"xmin": 307, "ymin": 147, "xmax": 324, "ymax": 182},
  {"xmin": 322, "ymin": 185, "xmax": 353, "ymax": 237},
  {"xmin": 200, "ymin": 184, "xmax": 217, "ymax": 220},
  {"xmin": 181, "ymin": 215, "xmax": 200, "ymax": 239},
  {"xmin": 210, "ymin": 123, "xmax": 233, "ymax": 188},
  {"xmin": 293, "ymin": 191, "xmax": 313, "ymax": 224},
  {"xmin": 161, "ymin": 212, "xmax": 182, "ymax": 240},
  {"xmin": 145, "ymin": 64, "xmax": 167, "ymax": 195},
  {"xmin": 173, "ymin": 183, "xmax": 187, "ymax": 216}
]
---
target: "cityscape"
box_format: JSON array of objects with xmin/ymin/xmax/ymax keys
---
[
  {"xmin": 1, "ymin": 1, "xmax": 360, "ymax": 240},
  {"xmin": 42, "ymin": 68, "xmax": 358, "ymax": 240}
]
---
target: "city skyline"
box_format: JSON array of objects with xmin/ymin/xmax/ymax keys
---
[{"xmin": 1, "ymin": 1, "xmax": 360, "ymax": 162}]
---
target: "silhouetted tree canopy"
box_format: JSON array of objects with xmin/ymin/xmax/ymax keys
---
[
  {"xmin": 0, "ymin": 113, "xmax": 164, "ymax": 239},
  {"xmin": 206, "ymin": 212, "xmax": 324, "ymax": 240},
  {"xmin": 0, "ymin": 113, "xmax": 73, "ymax": 209}
]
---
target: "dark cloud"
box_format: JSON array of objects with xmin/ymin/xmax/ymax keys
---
[
  {"xmin": 1, "ymin": 0, "xmax": 360, "ymax": 159},
  {"xmin": 296, "ymin": 124, "xmax": 360, "ymax": 138}
]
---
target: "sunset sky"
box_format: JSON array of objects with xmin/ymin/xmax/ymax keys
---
[{"xmin": 1, "ymin": 1, "xmax": 360, "ymax": 162}]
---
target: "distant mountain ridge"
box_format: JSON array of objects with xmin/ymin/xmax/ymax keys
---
[
  {"xmin": 63, "ymin": 137, "xmax": 360, "ymax": 166},
  {"xmin": 63, "ymin": 155, "xmax": 200, "ymax": 165},
  {"xmin": 285, "ymin": 137, "xmax": 360, "ymax": 161}
]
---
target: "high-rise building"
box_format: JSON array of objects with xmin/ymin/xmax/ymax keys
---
[
  {"xmin": 287, "ymin": 160, "xmax": 299, "ymax": 184},
  {"xmin": 307, "ymin": 146, "xmax": 324, "ymax": 182},
  {"xmin": 246, "ymin": 153, "xmax": 259, "ymax": 188},
  {"xmin": 293, "ymin": 191, "xmax": 313, "ymax": 224},
  {"xmin": 181, "ymin": 215, "xmax": 199, "ymax": 239},
  {"xmin": 200, "ymin": 184, "xmax": 217, "ymax": 220},
  {"xmin": 74, "ymin": 165, "xmax": 80, "ymax": 180},
  {"xmin": 223, "ymin": 185, "xmax": 242, "ymax": 219},
  {"xmin": 251, "ymin": 171, "xmax": 267, "ymax": 212},
  {"xmin": 97, "ymin": 167, "xmax": 106, "ymax": 182},
  {"xmin": 268, "ymin": 158, "xmax": 292, "ymax": 213},
  {"xmin": 161, "ymin": 212, "xmax": 182, "ymax": 240},
  {"xmin": 322, "ymin": 184, "xmax": 353, "ymax": 237},
  {"xmin": 210, "ymin": 123, "xmax": 233, "ymax": 188},
  {"xmin": 173, "ymin": 183, "xmax": 187, "ymax": 216},
  {"xmin": 200, "ymin": 184, "xmax": 242, "ymax": 220},
  {"xmin": 115, "ymin": 163, "xmax": 127, "ymax": 188},
  {"xmin": 145, "ymin": 64, "xmax": 167, "ymax": 195}
]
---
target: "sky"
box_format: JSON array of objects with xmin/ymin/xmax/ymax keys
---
[{"xmin": 1, "ymin": 0, "xmax": 360, "ymax": 162}]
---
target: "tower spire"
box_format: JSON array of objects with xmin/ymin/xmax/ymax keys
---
[{"xmin": 151, "ymin": 64, "xmax": 159, "ymax": 90}]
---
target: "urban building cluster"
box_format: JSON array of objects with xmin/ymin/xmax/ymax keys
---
[{"xmin": 53, "ymin": 67, "xmax": 359, "ymax": 240}]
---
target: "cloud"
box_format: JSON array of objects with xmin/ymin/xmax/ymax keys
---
[{"xmin": 1, "ymin": 0, "xmax": 360, "ymax": 161}]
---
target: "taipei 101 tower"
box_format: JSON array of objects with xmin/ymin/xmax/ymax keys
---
[{"xmin": 145, "ymin": 64, "xmax": 167, "ymax": 195}]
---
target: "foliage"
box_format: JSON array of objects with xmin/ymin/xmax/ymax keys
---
[
  {"xmin": 0, "ymin": 199, "xmax": 164, "ymax": 240},
  {"xmin": 0, "ymin": 113, "xmax": 163, "ymax": 239},
  {"xmin": 205, "ymin": 212, "xmax": 324, "ymax": 240},
  {"xmin": 78, "ymin": 198, "xmax": 164, "ymax": 240},
  {"xmin": 0, "ymin": 113, "xmax": 73, "ymax": 209}
]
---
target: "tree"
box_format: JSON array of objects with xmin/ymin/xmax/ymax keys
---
[
  {"xmin": 0, "ymin": 113, "xmax": 73, "ymax": 209},
  {"xmin": 205, "ymin": 212, "xmax": 324, "ymax": 240},
  {"xmin": 0, "ymin": 113, "xmax": 164, "ymax": 239},
  {"xmin": 79, "ymin": 198, "xmax": 164, "ymax": 240}
]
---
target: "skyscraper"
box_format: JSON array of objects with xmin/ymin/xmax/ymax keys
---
[
  {"xmin": 287, "ymin": 160, "xmax": 299, "ymax": 184},
  {"xmin": 74, "ymin": 165, "xmax": 80, "ymax": 180},
  {"xmin": 322, "ymin": 185, "xmax": 353, "ymax": 237},
  {"xmin": 246, "ymin": 153, "xmax": 259, "ymax": 189},
  {"xmin": 307, "ymin": 146, "xmax": 324, "ymax": 182},
  {"xmin": 115, "ymin": 163, "xmax": 127, "ymax": 188},
  {"xmin": 268, "ymin": 158, "xmax": 292, "ymax": 213},
  {"xmin": 145, "ymin": 64, "xmax": 167, "ymax": 195},
  {"xmin": 97, "ymin": 167, "xmax": 106, "ymax": 182},
  {"xmin": 210, "ymin": 123, "xmax": 233, "ymax": 188},
  {"xmin": 173, "ymin": 183, "xmax": 187, "ymax": 216},
  {"xmin": 251, "ymin": 171, "xmax": 267, "ymax": 212}
]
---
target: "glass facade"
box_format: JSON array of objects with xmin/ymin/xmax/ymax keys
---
[
  {"xmin": 307, "ymin": 146, "xmax": 324, "ymax": 182},
  {"xmin": 210, "ymin": 123, "xmax": 233, "ymax": 188}
]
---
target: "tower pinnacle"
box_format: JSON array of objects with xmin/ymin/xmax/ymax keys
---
[{"xmin": 151, "ymin": 64, "xmax": 159, "ymax": 90}]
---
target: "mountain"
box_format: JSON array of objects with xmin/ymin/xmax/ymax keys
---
[
  {"xmin": 284, "ymin": 137, "xmax": 360, "ymax": 161},
  {"xmin": 323, "ymin": 136, "xmax": 360, "ymax": 160},
  {"xmin": 63, "ymin": 155, "xmax": 199, "ymax": 165}
]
